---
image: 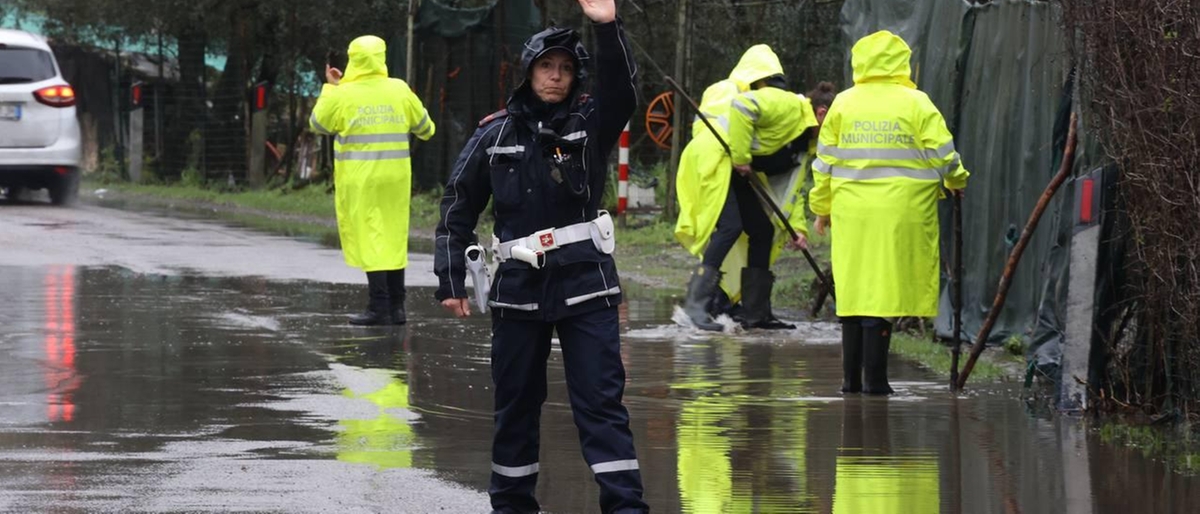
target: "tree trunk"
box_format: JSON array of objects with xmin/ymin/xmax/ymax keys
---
[
  {"xmin": 162, "ymin": 25, "xmax": 207, "ymax": 181},
  {"xmin": 207, "ymin": 4, "xmax": 254, "ymax": 183}
]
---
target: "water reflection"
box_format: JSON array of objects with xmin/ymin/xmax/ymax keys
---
[
  {"xmin": 673, "ymin": 340, "xmax": 820, "ymax": 513},
  {"xmin": 43, "ymin": 265, "xmax": 79, "ymax": 423},
  {"xmin": 2, "ymin": 266, "xmax": 1199, "ymax": 513},
  {"xmin": 331, "ymin": 331, "xmax": 418, "ymax": 471},
  {"xmin": 834, "ymin": 399, "xmax": 939, "ymax": 514}
]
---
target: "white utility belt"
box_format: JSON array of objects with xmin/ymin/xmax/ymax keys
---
[{"xmin": 495, "ymin": 212, "xmax": 615, "ymax": 269}]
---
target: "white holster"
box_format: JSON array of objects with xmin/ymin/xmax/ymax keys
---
[
  {"xmin": 496, "ymin": 212, "xmax": 615, "ymax": 269},
  {"xmin": 464, "ymin": 245, "xmax": 491, "ymax": 314}
]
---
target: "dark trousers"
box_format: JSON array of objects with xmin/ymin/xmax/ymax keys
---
[
  {"xmin": 702, "ymin": 174, "xmax": 774, "ymax": 270},
  {"xmin": 364, "ymin": 270, "xmax": 405, "ymax": 310},
  {"xmin": 488, "ymin": 306, "xmax": 647, "ymax": 514}
]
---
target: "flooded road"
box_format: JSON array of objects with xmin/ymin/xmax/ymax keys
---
[{"xmin": 2, "ymin": 204, "xmax": 1198, "ymax": 513}]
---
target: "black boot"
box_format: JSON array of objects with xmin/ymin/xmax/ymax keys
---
[
  {"xmin": 862, "ymin": 317, "xmax": 894, "ymax": 395},
  {"xmin": 738, "ymin": 268, "xmax": 795, "ymax": 330},
  {"xmin": 841, "ymin": 317, "xmax": 863, "ymax": 393},
  {"xmin": 682, "ymin": 265, "xmax": 724, "ymax": 331},
  {"xmin": 349, "ymin": 271, "xmax": 391, "ymax": 326},
  {"xmin": 386, "ymin": 269, "xmax": 406, "ymax": 325}
]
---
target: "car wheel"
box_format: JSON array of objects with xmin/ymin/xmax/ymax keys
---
[{"xmin": 49, "ymin": 173, "xmax": 79, "ymax": 206}]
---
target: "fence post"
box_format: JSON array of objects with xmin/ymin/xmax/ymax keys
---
[
  {"xmin": 127, "ymin": 82, "xmax": 144, "ymax": 183},
  {"xmin": 1060, "ymin": 169, "xmax": 1103, "ymax": 413},
  {"xmin": 618, "ymin": 121, "xmax": 629, "ymax": 227},
  {"xmin": 248, "ymin": 82, "xmax": 269, "ymax": 187}
]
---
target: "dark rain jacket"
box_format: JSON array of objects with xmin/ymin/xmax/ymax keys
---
[{"xmin": 433, "ymin": 20, "xmax": 637, "ymax": 321}]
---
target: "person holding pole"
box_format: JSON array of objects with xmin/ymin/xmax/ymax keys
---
[
  {"xmin": 810, "ymin": 30, "xmax": 969, "ymax": 394},
  {"xmin": 675, "ymin": 45, "xmax": 828, "ymax": 331}
]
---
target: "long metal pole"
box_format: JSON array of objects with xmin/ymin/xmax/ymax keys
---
[{"xmin": 950, "ymin": 192, "xmax": 964, "ymax": 388}]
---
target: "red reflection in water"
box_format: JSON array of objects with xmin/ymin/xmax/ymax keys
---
[{"xmin": 44, "ymin": 266, "xmax": 79, "ymax": 423}]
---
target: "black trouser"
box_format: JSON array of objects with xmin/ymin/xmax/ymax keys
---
[
  {"xmin": 488, "ymin": 306, "xmax": 647, "ymax": 514},
  {"xmin": 841, "ymin": 316, "xmax": 894, "ymax": 394},
  {"xmin": 364, "ymin": 270, "xmax": 404, "ymax": 306},
  {"xmin": 702, "ymin": 174, "xmax": 774, "ymax": 270}
]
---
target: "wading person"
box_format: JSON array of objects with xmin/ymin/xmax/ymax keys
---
[
  {"xmin": 310, "ymin": 35, "xmax": 435, "ymax": 326},
  {"xmin": 810, "ymin": 30, "xmax": 969, "ymax": 394},
  {"xmin": 674, "ymin": 44, "xmax": 829, "ymax": 331},
  {"xmin": 711, "ymin": 80, "xmax": 839, "ymax": 329},
  {"xmin": 433, "ymin": 1, "xmax": 647, "ymax": 512}
]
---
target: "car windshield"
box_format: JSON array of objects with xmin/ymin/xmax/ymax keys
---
[{"xmin": 0, "ymin": 47, "xmax": 56, "ymax": 83}]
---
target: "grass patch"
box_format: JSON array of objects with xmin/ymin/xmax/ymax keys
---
[
  {"xmin": 1099, "ymin": 423, "xmax": 1200, "ymax": 475},
  {"xmin": 771, "ymin": 229, "xmax": 831, "ymax": 314},
  {"xmin": 612, "ymin": 219, "xmax": 692, "ymax": 294},
  {"xmin": 85, "ymin": 178, "xmax": 468, "ymax": 248},
  {"xmin": 610, "ymin": 215, "xmax": 834, "ymax": 311},
  {"xmin": 98, "ymin": 180, "xmax": 337, "ymax": 218},
  {"xmin": 891, "ymin": 332, "xmax": 1020, "ymax": 382}
]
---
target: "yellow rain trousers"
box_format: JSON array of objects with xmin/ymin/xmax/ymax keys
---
[
  {"xmin": 311, "ymin": 35, "xmax": 435, "ymax": 272},
  {"xmin": 675, "ymin": 45, "xmax": 785, "ymax": 257},
  {"xmin": 809, "ymin": 30, "xmax": 969, "ymax": 317}
]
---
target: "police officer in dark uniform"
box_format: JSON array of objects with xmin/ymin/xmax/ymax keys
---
[{"xmin": 433, "ymin": 1, "xmax": 646, "ymax": 513}]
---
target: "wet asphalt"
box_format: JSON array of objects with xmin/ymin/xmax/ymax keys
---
[{"xmin": 1, "ymin": 200, "xmax": 1198, "ymax": 513}]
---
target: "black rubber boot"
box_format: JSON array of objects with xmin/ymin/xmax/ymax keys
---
[
  {"xmin": 738, "ymin": 267, "xmax": 795, "ymax": 330},
  {"xmin": 841, "ymin": 317, "xmax": 863, "ymax": 393},
  {"xmin": 349, "ymin": 271, "xmax": 391, "ymax": 326},
  {"xmin": 386, "ymin": 269, "xmax": 406, "ymax": 325},
  {"xmin": 862, "ymin": 317, "xmax": 894, "ymax": 395},
  {"xmin": 682, "ymin": 265, "xmax": 724, "ymax": 331}
]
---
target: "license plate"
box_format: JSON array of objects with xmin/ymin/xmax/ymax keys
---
[{"xmin": 0, "ymin": 103, "xmax": 21, "ymax": 121}]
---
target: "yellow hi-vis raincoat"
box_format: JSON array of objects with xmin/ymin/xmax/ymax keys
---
[
  {"xmin": 809, "ymin": 30, "xmax": 969, "ymax": 317},
  {"xmin": 675, "ymin": 45, "xmax": 784, "ymax": 257},
  {"xmin": 310, "ymin": 35, "xmax": 435, "ymax": 272},
  {"xmin": 716, "ymin": 89, "xmax": 817, "ymax": 301}
]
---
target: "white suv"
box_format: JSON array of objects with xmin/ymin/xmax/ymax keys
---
[{"xmin": 0, "ymin": 28, "xmax": 81, "ymax": 205}]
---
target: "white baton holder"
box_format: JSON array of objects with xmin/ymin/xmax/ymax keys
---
[{"xmin": 510, "ymin": 245, "xmax": 546, "ymax": 269}]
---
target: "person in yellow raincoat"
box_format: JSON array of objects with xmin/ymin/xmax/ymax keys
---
[
  {"xmin": 674, "ymin": 45, "xmax": 826, "ymax": 331},
  {"xmin": 311, "ymin": 35, "xmax": 435, "ymax": 326},
  {"xmin": 711, "ymin": 82, "xmax": 838, "ymax": 328},
  {"xmin": 810, "ymin": 30, "xmax": 969, "ymax": 394}
]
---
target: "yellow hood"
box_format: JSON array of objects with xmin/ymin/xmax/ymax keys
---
[
  {"xmin": 851, "ymin": 30, "xmax": 916, "ymax": 88},
  {"xmin": 728, "ymin": 44, "xmax": 784, "ymax": 89},
  {"xmin": 343, "ymin": 35, "xmax": 389, "ymax": 83}
]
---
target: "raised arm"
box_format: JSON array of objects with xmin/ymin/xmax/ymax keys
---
[{"xmin": 585, "ymin": 0, "xmax": 637, "ymax": 157}]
